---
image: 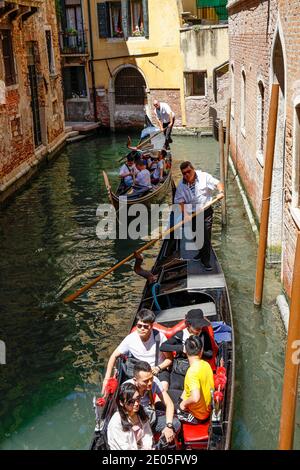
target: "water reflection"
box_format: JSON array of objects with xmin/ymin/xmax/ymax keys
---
[{"xmin": 0, "ymin": 133, "xmax": 292, "ymax": 449}]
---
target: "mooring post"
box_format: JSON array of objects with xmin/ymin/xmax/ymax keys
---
[
  {"xmin": 278, "ymin": 231, "xmax": 300, "ymax": 449},
  {"xmin": 253, "ymin": 83, "xmax": 279, "ymax": 305},
  {"xmin": 218, "ymin": 119, "xmax": 226, "ymax": 225}
]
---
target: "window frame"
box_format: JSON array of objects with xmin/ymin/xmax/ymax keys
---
[
  {"xmin": 256, "ymin": 80, "xmax": 265, "ymax": 166},
  {"xmin": 241, "ymin": 69, "xmax": 246, "ymax": 136},
  {"xmin": 291, "ymin": 101, "xmax": 300, "ymax": 228},
  {"xmin": 0, "ymin": 28, "xmax": 17, "ymax": 87},
  {"xmin": 184, "ymin": 71, "xmax": 207, "ymax": 97},
  {"xmin": 129, "ymin": 0, "xmax": 144, "ymax": 37},
  {"xmin": 45, "ymin": 28, "xmax": 56, "ymax": 76}
]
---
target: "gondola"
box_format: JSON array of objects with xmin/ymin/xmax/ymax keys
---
[
  {"xmin": 91, "ymin": 224, "xmax": 235, "ymax": 450},
  {"xmin": 103, "ymin": 166, "xmax": 173, "ymax": 211},
  {"xmin": 103, "ymin": 114, "xmax": 173, "ymax": 210}
]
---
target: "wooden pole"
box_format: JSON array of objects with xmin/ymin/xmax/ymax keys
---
[
  {"xmin": 218, "ymin": 120, "xmax": 226, "ymax": 225},
  {"xmin": 253, "ymin": 83, "xmax": 279, "ymax": 305},
  {"xmin": 63, "ymin": 194, "xmax": 224, "ymax": 303},
  {"xmin": 225, "ymin": 98, "xmax": 231, "ymax": 181},
  {"xmin": 278, "ymin": 232, "xmax": 300, "ymax": 449}
]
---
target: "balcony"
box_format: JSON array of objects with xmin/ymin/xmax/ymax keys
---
[{"xmin": 59, "ymin": 30, "xmax": 88, "ymax": 56}]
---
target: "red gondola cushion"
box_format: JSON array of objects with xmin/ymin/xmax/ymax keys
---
[{"xmin": 182, "ymin": 420, "xmax": 210, "ymax": 443}]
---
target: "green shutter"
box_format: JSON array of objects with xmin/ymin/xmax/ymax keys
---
[
  {"xmin": 143, "ymin": 0, "xmax": 149, "ymax": 38},
  {"xmin": 97, "ymin": 2, "xmax": 110, "ymax": 38},
  {"xmin": 197, "ymin": 0, "xmax": 227, "ymax": 6}
]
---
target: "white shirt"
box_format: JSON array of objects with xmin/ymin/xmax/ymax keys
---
[
  {"xmin": 107, "ymin": 411, "xmax": 154, "ymax": 450},
  {"xmin": 152, "ymin": 160, "xmax": 164, "ymax": 180},
  {"xmin": 135, "ymin": 168, "xmax": 152, "ymax": 188},
  {"xmin": 125, "ymin": 376, "xmax": 163, "ymax": 407},
  {"xmin": 155, "ymin": 102, "xmax": 173, "ymax": 124},
  {"xmin": 174, "ymin": 170, "xmax": 220, "ymax": 210},
  {"xmin": 119, "ymin": 163, "xmax": 137, "ymax": 185},
  {"xmin": 118, "ymin": 330, "xmax": 167, "ymax": 367}
]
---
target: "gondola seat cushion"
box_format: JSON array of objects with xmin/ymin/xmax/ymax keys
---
[{"xmin": 182, "ymin": 420, "xmax": 210, "ymax": 445}]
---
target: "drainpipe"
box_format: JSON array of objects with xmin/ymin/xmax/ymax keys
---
[{"xmin": 87, "ymin": 0, "xmax": 97, "ymax": 122}]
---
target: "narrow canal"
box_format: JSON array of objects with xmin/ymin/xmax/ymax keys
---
[{"xmin": 0, "ymin": 133, "xmax": 295, "ymax": 449}]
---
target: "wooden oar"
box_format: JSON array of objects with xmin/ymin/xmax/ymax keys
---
[
  {"xmin": 136, "ymin": 129, "xmax": 164, "ymax": 149},
  {"xmin": 63, "ymin": 194, "xmax": 224, "ymax": 303}
]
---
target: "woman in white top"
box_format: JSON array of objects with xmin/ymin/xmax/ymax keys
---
[{"xmin": 107, "ymin": 382, "xmax": 154, "ymax": 450}]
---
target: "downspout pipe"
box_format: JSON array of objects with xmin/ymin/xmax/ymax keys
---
[{"xmin": 87, "ymin": 0, "xmax": 97, "ymax": 122}]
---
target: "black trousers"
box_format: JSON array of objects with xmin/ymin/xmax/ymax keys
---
[
  {"xmin": 163, "ymin": 117, "xmax": 175, "ymax": 148},
  {"xmin": 192, "ymin": 207, "xmax": 213, "ymax": 264}
]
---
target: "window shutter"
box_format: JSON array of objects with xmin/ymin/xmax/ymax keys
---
[
  {"xmin": 142, "ymin": 0, "xmax": 149, "ymax": 38},
  {"xmin": 121, "ymin": 0, "xmax": 129, "ymax": 39},
  {"xmin": 97, "ymin": 2, "xmax": 110, "ymax": 38}
]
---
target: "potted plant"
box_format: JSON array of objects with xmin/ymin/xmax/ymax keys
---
[{"xmin": 65, "ymin": 28, "xmax": 78, "ymax": 36}]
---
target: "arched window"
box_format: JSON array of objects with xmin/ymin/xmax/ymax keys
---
[
  {"xmin": 257, "ymin": 81, "xmax": 265, "ymax": 162},
  {"xmin": 241, "ymin": 70, "xmax": 246, "ymax": 132},
  {"xmin": 231, "ymin": 64, "xmax": 234, "ymax": 117},
  {"xmin": 115, "ymin": 67, "xmax": 146, "ymax": 105}
]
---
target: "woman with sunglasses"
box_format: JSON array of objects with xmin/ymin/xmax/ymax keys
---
[{"xmin": 107, "ymin": 382, "xmax": 154, "ymax": 450}]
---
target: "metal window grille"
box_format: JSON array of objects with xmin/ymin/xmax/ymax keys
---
[{"xmin": 115, "ymin": 67, "xmax": 146, "ymax": 105}]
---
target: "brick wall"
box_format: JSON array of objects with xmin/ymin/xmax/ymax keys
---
[
  {"xmin": 228, "ymin": 0, "xmax": 300, "ymax": 297},
  {"xmin": 0, "ymin": 0, "xmax": 65, "ymax": 197},
  {"xmin": 148, "ymin": 89, "xmax": 182, "ymax": 127}
]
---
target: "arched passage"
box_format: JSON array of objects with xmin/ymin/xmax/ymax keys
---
[
  {"xmin": 269, "ymin": 31, "xmax": 286, "ymax": 263},
  {"xmin": 110, "ymin": 65, "xmax": 147, "ymax": 129}
]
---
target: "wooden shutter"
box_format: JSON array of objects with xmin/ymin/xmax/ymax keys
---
[
  {"xmin": 142, "ymin": 0, "xmax": 149, "ymax": 38},
  {"xmin": 121, "ymin": 0, "xmax": 129, "ymax": 39},
  {"xmin": 97, "ymin": 2, "xmax": 110, "ymax": 38},
  {"xmin": 1, "ymin": 30, "xmax": 16, "ymax": 86}
]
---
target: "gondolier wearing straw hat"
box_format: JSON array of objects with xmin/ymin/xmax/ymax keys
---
[{"xmin": 174, "ymin": 161, "xmax": 224, "ymax": 271}]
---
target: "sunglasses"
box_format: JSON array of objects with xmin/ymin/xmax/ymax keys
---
[
  {"xmin": 126, "ymin": 395, "xmax": 141, "ymax": 406},
  {"xmin": 182, "ymin": 169, "xmax": 192, "ymax": 176},
  {"xmin": 136, "ymin": 323, "xmax": 151, "ymax": 330}
]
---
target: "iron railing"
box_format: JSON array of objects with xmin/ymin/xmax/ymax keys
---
[{"xmin": 59, "ymin": 30, "xmax": 88, "ymax": 55}]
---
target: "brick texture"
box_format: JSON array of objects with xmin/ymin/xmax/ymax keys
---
[
  {"xmin": 228, "ymin": 0, "xmax": 300, "ymax": 297},
  {"xmin": 0, "ymin": 0, "xmax": 65, "ymax": 190}
]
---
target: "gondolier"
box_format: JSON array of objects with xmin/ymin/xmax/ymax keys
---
[
  {"xmin": 174, "ymin": 161, "xmax": 224, "ymax": 271},
  {"xmin": 153, "ymin": 100, "xmax": 175, "ymax": 150}
]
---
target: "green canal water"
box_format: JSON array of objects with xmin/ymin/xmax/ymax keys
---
[{"xmin": 0, "ymin": 134, "xmax": 297, "ymax": 449}]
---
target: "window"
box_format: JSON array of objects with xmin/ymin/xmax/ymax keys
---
[
  {"xmin": 62, "ymin": 66, "xmax": 87, "ymax": 99},
  {"xmin": 97, "ymin": 1, "xmax": 123, "ymax": 38},
  {"xmin": 293, "ymin": 104, "xmax": 300, "ymax": 209},
  {"xmin": 45, "ymin": 30, "xmax": 55, "ymax": 75},
  {"xmin": 257, "ymin": 81, "xmax": 265, "ymax": 161},
  {"xmin": 184, "ymin": 72, "xmax": 206, "ymax": 97},
  {"xmin": 241, "ymin": 70, "xmax": 246, "ymax": 132},
  {"xmin": 115, "ymin": 67, "xmax": 146, "ymax": 104},
  {"xmin": 0, "ymin": 29, "xmax": 16, "ymax": 86},
  {"xmin": 97, "ymin": 0, "xmax": 148, "ymax": 39},
  {"xmin": 65, "ymin": 0, "xmax": 84, "ymax": 32},
  {"xmin": 231, "ymin": 64, "xmax": 234, "ymax": 117},
  {"xmin": 130, "ymin": 0, "xmax": 144, "ymax": 36}
]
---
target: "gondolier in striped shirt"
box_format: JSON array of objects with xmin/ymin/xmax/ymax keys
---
[{"xmin": 174, "ymin": 161, "xmax": 224, "ymax": 271}]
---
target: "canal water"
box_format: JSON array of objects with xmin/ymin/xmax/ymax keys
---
[{"xmin": 0, "ymin": 133, "xmax": 297, "ymax": 449}]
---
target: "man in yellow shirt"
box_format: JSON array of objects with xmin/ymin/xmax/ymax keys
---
[{"xmin": 178, "ymin": 335, "xmax": 214, "ymax": 423}]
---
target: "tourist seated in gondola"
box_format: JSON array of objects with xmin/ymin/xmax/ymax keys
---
[
  {"xmin": 134, "ymin": 252, "xmax": 158, "ymax": 284},
  {"xmin": 107, "ymin": 382, "xmax": 154, "ymax": 450},
  {"xmin": 119, "ymin": 155, "xmax": 137, "ymax": 189},
  {"xmin": 160, "ymin": 309, "xmax": 213, "ymax": 393},
  {"xmin": 125, "ymin": 361, "xmax": 180, "ymax": 446},
  {"xmin": 149, "ymin": 151, "xmax": 165, "ymax": 185},
  {"xmin": 101, "ymin": 309, "xmax": 173, "ymax": 394},
  {"xmin": 176, "ymin": 335, "xmax": 214, "ymax": 424},
  {"xmin": 131, "ymin": 159, "xmax": 152, "ymax": 195}
]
